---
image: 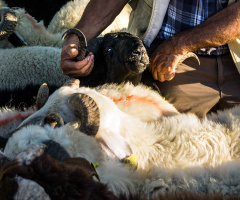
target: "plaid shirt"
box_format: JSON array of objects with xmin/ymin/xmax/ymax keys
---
[{"xmin": 157, "ymin": 0, "xmax": 229, "ymax": 55}]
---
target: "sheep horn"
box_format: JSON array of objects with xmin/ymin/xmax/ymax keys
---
[
  {"xmin": 63, "ymin": 79, "xmax": 80, "ymax": 89},
  {"xmin": 42, "ymin": 112, "xmax": 64, "ymax": 128},
  {"xmin": 62, "ymin": 28, "xmax": 87, "ymax": 61},
  {"xmin": 68, "ymin": 93, "xmax": 100, "ymax": 136},
  {"xmin": 0, "ymin": 7, "xmax": 18, "ymax": 41},
  {"xmin": 36, "ymin": 83, "xmax": 49, "ymax": 110},
  {"xmin": 178, "ymin": 52, "xmax": 200, "ymax": 65}
]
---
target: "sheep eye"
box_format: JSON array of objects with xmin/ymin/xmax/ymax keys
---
[{"xmin": 107, "ymin": 48, "xmax": 112, "ymax": 52}]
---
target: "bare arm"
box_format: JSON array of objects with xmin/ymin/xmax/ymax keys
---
[
  {"xmin": 150, "ymin": 1, "xmax": 240, "ymax": 82},
  {"xmin": 75, "ymin": 0, "xmax": 129, "ymax": 41}
]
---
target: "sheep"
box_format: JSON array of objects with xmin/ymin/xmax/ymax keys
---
[
  {"xmin": 0, "ymin": 6, "xmax": 200, "ymax": 109},
  {"xmin": 0, "ymin": 143, "xmax": 123, "ymax": 200},
  {"xmin": 2, "ymin": 145, "xmax": 240, "ymax": 200},
  {"xmin": 0, "ymin": 7, "xmax": 64, "ymax": 48},
  {"xmin": 4, "ymin": 79, "xmax": 240, "ymax": 198},
  {"xmin": 0, "ymin": 0, "xmax": 131, "ymax": 33},
  {"xmin": 0, "ymin": 46, "xmax": 69, "ymax": 108},
  {"xmin": 0, "ymin": 28, "xmax": 151, "ymax": 109},
  {"xmin": 0, "ymin": 2, "xmax": 130, "ymax": 48}
]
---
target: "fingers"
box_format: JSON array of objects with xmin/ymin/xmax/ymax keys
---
[
  {"xmin": 61, "ymin": 51, "xmax": 94, "ymax": 78},
  {"xmin": 149, "ymin": 60, "xmax": 176, "ymax": 82}
]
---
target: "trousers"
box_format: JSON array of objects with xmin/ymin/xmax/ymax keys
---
[{"xmin": 149, "ymin": 40, "xmax": 240, "ymax": 117}]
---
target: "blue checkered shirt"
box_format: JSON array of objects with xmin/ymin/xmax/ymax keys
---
[{"xmin": 156, "ymin": 0, "xmax": 229, "ymax": 55}]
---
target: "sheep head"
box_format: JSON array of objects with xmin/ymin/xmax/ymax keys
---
[
  {"xmin": 99, "ymin": 32, "xmax": 149, "ymax": 84},
  {"xmin": 18, "ymin": 79, "xmax": 100, "ymax": 137},
  {"xmin": 74, "ymin": 32, "xmax": 150, "ymax": 87}
]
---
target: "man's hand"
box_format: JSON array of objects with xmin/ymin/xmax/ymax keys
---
[
  {"xmin": 61, "ymin": 34, "xmax": 94, "ymax": 78},
  {"xmin": 149, "ymin": 37, "xmax": 187, "ymax": 82}
]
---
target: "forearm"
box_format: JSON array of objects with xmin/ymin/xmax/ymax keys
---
[
  {"xmin": 173, "ymin": 1, "xmax": 240, "ymax": 54},
  {"xmin": 75, "ymin": 0, "xmax": 129, "ymax": 41}
]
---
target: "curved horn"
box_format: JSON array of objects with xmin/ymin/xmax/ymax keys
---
[
  {"xmin": 0, "ymin": 7, "xmax": 18, "ymax": 41},
  {"xmin": 36, "ymin": 83, "xmax": 49, "ymax": 110},
  {"xmin": 68, "ymin": 93, "xmax": 100, "ymax": 136},
  {"xmin": 178, "ymin": 52, "xmax": 200, "ymax": 65},
  {"xmin": 62, "ymin": 28, "xmax": 87, "ymax": 61},
  {"xmin": 42, "ymin": 112, "xmax": 64, "ymax": 128}
]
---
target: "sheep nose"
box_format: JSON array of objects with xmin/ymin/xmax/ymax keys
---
[
  {"xmin": 137, "ymin": 49, "xmax": 149, "ymax": 64},
  {"xmin": 134, "ymin": 49, "xmax": 145, "ymax": 59}
]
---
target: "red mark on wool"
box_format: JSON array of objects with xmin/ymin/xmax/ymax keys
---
[
  {"xmin": 107, "ymin": 95, "xmax": 164, "ymax": 112},
  {"xmin": 0, "ymin": 111, "xmax": 35, "ymax": 126}
]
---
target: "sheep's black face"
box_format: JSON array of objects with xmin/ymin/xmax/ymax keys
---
[{"xmin": 102, "ymin": 32, "xmax": 149, "ymax": 85}]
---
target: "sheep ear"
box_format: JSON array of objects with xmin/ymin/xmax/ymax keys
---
[
  {"xmin": 97, "ymin": 134, "xmax": 133, "ymax": 160},
  {"xmin": 63, "ymin": 79, "xmax": 80, "ymax": 89},
  {"xmin": 68, "ymin": 93, "xmax": 100, "ymax": 136},
  {"xmin": 36, "ymin": 83, "xmax": 49, "ymax": 110},
  {"xmin": 0, "ymin": 7, "xmax": 18, "ymax": 41},
  {"xmin": 42, "ymin": 112, "xmax": 64, "ymax": 128}
]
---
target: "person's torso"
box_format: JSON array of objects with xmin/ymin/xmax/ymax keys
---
[{"xmin": 156, "ymin": 0, "xmax": 229, "ymax": 55}]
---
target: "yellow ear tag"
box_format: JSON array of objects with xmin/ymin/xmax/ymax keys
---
[
  {"xmin": 123, "ymin": 154, "xmax": 139, "ymax": 168},
  {"xmin": 91, "ymin": 162, "xmax": 100, "ymax": 181}
]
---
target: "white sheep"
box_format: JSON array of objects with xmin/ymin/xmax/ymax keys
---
[
  {"xmin": 0, "ymin": 7, "xmax": 64, "ymax": 48},
  {"xmin": 0, "ymin": 46, "xmax": 69, "ymax": 108},
  {"xmin": 4, "ymin": 79, "xmax": 240, "ymax": 197},
  {"xmin": 0, "ymin": 2, "xmax": 131, "ymax": 48}
]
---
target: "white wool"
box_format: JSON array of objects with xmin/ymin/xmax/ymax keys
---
[
  {"xmin": 0, "ymin": 46, "xmax": 69, "ymax": 91},
  {"xmin": 12, "ymin": 8, "xmax": 63, "ymax": 47},
  {"xmin": 1, "ymin": 2, "xmax": 130, "ymax": 49},
  {"xmin": 0, "ymin": 107, "xmax": 34, "ymax": 138},
  {"xmin": 5, "ymin": 82, "xmax": 240, "ymax": 197},
  {"xmin": 4, "ymin": 125, "xmax": 50, "ymax": 160},
  {"xmin": 14, "ymin": 176, "xmax": 51, "ymax": 200}
]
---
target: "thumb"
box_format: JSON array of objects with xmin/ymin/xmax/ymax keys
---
[{"xmin": 69, "ymin": 46, "xmax": 79, "ymax": 58}]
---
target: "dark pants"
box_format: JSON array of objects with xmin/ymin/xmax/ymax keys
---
[{"xmin": 148, "ymin": 39, "xmax": 240, "ymax": 117}]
